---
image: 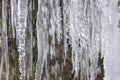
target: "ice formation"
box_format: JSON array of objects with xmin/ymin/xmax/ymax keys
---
[{"xmin": 1, "ymin": 0, "xmax": 120, "ymax": 80}]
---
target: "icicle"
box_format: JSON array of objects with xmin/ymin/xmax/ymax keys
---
[
  {"xmin": 49, "ymin": 0, "xmax": 56, "ymax": 58},
  {"xmin": 0, "ymin": 1, "xmax": 2, "ymax": 79},
  {"xmin": 88, "ymin": 0, "xmax": 102, "ymax": 80},
  {"xmin": 32, "ymin": 0, "xmax": 35, "ymax": 10},
  {"xmin": 1, "ymin": 0, "xmax": 120, "ymax": 79},
  {"xmin": 11, "ymin": 0, "xmax": 17, "ymax": 38},
  {"xmin": 54, "ymin": 0, "xmax": 62, "ymax": 43},
  {"xmin": 69, "ymin": 0, "xmax": 81, "ymax": 78},
  {"xmin": 17, "ymin": 0, "xmax": 28, "ymax": 80},
  {"xmin": 0, "ymin": 55, "xmax": 3, "ymax": 80},
  {"xmin": 69, "ymin": 0, "xmax": 90, "ymax": 79},
  {"xmin": 35, "ymin": 0, "xmax": 49, "ymax": 80},
  {"xmin": 45, "ymin": 55, "xmax": 50, "ymax": 80},
  {"xmin": 62, "ymin": 0, "xmax": 71, "ymax": 65},
  {"xmin": 1, "ymin": 0, "xmax": 9, "ymax": 80},
  {"xmin": 26, "ymin": 0, "xmax": 33, "ymax": 79}
]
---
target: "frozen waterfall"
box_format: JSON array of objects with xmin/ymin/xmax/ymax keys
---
[{"xmin": 0, "ymin": 0, "xmax": 120, "ymax": 80}]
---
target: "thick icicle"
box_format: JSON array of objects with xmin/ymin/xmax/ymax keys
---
[
  {"xmin": 26, "ymin": 0, "xmax": 33, "ymax": 79},
  {"xmin": 35, "ymin": 0, "xmax": 49, "ymax": 80},
  {"xmin": 69, "ymin": 0, "xmax": 81, "ymax": 77},
  {"xmin": 1, "ymin": 0, "xmax": 9, "ymax": 80},
  {"xmin": 16, "ymin": 0, "xmax": 28, "ymax": 80}
]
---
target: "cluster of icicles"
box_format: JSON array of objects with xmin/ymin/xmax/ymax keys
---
[{"xmin": 1, "ymin": 0, "xmax": 118, "ymax": 80}]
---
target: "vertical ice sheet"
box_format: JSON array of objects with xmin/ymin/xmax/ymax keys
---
[
  {"xmin": 17, "ymin": 0, "xmax": 28, "ymax": 80},
  {"xmin": 100, "ymin": 0, "xmax": 112, "ymax": 80},
  {"xmin": 101, "ymin": 0, "xmax": 120, "ymax": 80}
]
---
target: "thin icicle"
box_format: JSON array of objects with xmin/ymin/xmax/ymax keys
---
[
  {"xmin": 1, "ymin": 0, "xmax": 9, "ymax": 80},
  {"xmin": 0, "ymin": 1, "xmax": 2, "ymax": 79},
  {"xmin": 0, "ymin": 54, "xmax": 3, "ymax": 80},
  {"xmin": 49, "ymin": 0, "xmax": 56, "ymax": 58},
  {"xmin": 17, "ymin": 0, "xmax": 28, "ymax": 80},
  {"xmin": 11, "ymin": 0, "xmax": 17, "ymax": 38},
  {"xmin": 63, "ymin": 0, "xmax": 71, "ymax": 65},
  {"xmin": 32, "ymin": 0, "xmax": 35, "ymax": 10},
  {"xmin": 55, "ymin": 0, "xmax": 62, "ymax": 43}
]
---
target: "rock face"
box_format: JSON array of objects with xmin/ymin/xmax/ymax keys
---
[{"xmin": 0, "ymin": 0, "xmax": 120, "ymax": 80}]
